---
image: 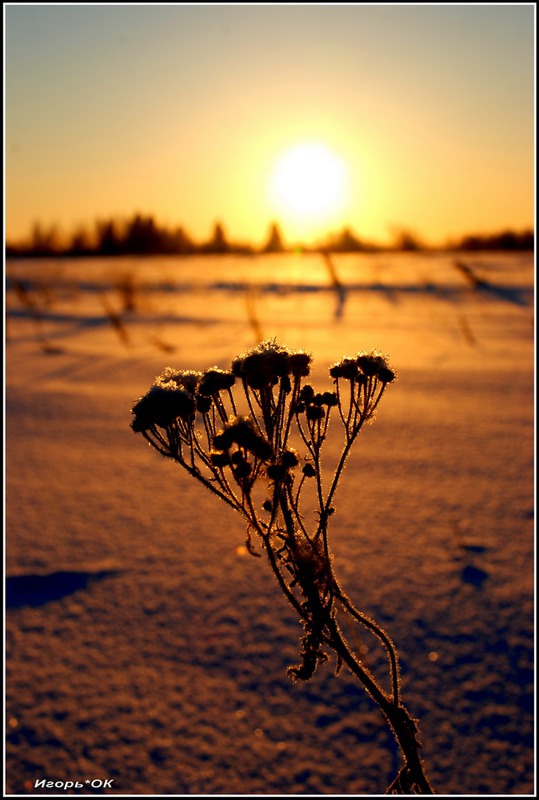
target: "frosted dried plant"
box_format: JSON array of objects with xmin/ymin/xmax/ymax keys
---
[{"xmin": 131, "ymin": 339, "xmax": 433, "ymax": 794}]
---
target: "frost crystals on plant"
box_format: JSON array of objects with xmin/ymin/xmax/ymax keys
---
[{"xmin": 131, "ymin": 339, "xmax": 432, "ymax": 794}]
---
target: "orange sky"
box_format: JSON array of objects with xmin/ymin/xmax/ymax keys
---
[{"xmin": 5, "ymin": 4, "xmax": 535, "ymax": 247}]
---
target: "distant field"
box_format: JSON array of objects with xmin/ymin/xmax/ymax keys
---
[{"xmin": 5, "ymin": 251, "xmax": 535, "ymax": 795}]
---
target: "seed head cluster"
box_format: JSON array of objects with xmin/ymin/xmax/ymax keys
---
[
  {"xmin": 130, "ymin": 341, "xmax": 435, "ymax": 794},
  {"xmin": 131, "ymin": 339, "xmax": 396, "ymax": 681}
]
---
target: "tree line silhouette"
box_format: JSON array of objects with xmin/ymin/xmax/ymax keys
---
[{"xmin": 5, "ymin": 214, "xmax": 534, "ymax": 258}]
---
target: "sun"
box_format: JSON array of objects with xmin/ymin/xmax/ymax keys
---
[{"xmin": 269, "ymin": 142, "xmax": 348, "ymax": 224}]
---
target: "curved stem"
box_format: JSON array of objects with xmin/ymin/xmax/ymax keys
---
[
  {"xmin": 334, "ymin": 585, "xmax": 400, "ymax": 706},
  {"xmin": 326, "ymin": 615, "xmax": 433, "ymax": 794}
]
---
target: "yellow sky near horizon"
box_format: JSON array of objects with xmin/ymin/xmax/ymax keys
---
[{"xmin": 5, "ymin": 4, "xmax": 535, "ymax": 248}]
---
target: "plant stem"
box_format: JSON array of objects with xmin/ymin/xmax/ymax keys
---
[{"xmin": 327, "ymin": 615, "xmax": 433, "ymax": 794}]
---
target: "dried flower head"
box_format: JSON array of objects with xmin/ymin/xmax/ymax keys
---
[
  {"xmin": 356, "ymin": 351, "xmax": 392, "ymax": 378},
  {"xmin": 213, "ymin": 416, "xmax": 273, "ymax": 462},
  {"xmin": 329, "ymin": 356, "xmax": 358, "ymax": 380},
  {"xmin": 156, "ymin": 368, "xmax": 201, "ymax": 394},
  {"xmin": 232, "ymin": 339, "xmax": 311, "ymax": 389},
  {"xmin": 209, "ymin": 451, "xmax": 230, "ymax": 467},
  {"xmin": 198, "ymin": 367, "xmax": 236, "ymax": 397},
  {"xmin": 302, "ymin": 463, "xmax": 317, "ymax": 478},
  {"xmin": 300, "ymin": 385, "xmax": 315, "ymax": 402},
  {"xmin": 306, "ymin": 404, "xmax": 325, "ymax": 421},
  {"xmin": 281, "ymin": 449, "xmax": 299, "ymax": 468},
  {"xmin": 288, "ymin": 350, "xmax": 312, "ymax": 377},
  {"xmin": 131, "ymin": 384, "xmax": 196, "ymax": 431}
]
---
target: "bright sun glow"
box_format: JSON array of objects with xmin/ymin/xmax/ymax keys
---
[{"xmin": 269, "ymin": 143, "xmax": 348, "ymax": 223}]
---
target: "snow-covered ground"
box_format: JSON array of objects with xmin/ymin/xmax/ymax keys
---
[{"xmin": 5, "ymin": 252, "xmax": 535, "ymax": 795}]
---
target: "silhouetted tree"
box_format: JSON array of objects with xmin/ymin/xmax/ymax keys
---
[
  {"xmin": 29, "ymin": 222, "xmax": 60, "ymax": 256},
  {"xmin": 124, "ymin": 214, "xmax": 162, "ymax": 254},
  {"xmin": 456, "ymin": 229, "xmax": 534, "ymax": 251},
  {"xmin": 391, "ymin": 228, "xmax": 424, "ymax": 252},
  {"xmin": 5, "ymin": 217, "xmax": 534, "ymax": 258},
  {"xmin": 328, "ymin": 227, "xmax": 364, "ymax": 252},
  {"xmin": 262, "ymin": 222, "xmax": 285, "ymax": 253},
  {"xmin": 203, "ymin": 222, "xmax": 230, "ymax": 254},
  {"xmin": 96, "ymin": 219, "xmax": 121, "ymax": 256},
  {"xmin": 67, "ymin": 224, "xmax": 92, "ymax": 257},
  {"xmin": 167, "ymin": 225, "xmax": 195, "ymax": 255}
]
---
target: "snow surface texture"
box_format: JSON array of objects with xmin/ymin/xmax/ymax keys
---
[{"xmin": 5, "ymin": 252, "xmax": 535, "ymax": 795}]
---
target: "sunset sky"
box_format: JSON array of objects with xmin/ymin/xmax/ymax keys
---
[{"xmin": 5, "ymin": 3, "xmax": 535, "ymax": 248}]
